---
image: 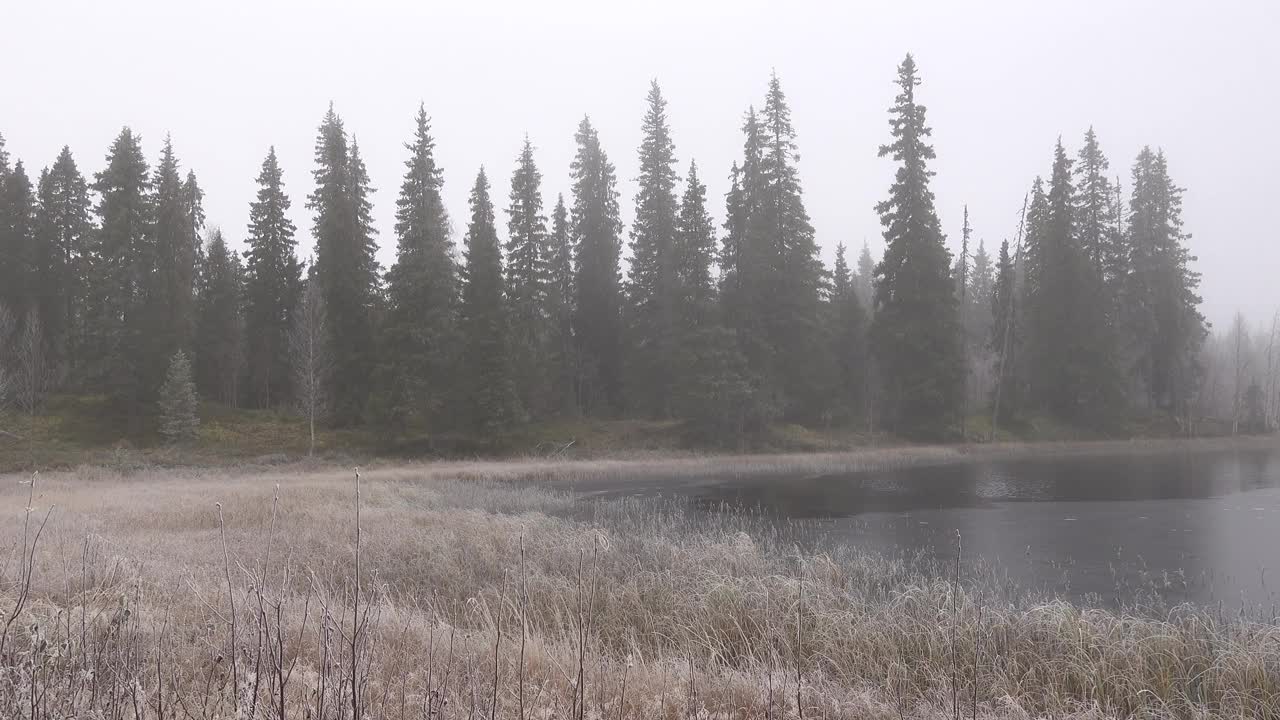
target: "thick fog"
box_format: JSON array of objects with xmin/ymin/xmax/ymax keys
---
[{"xmin": 6, "ymin": 0, "xmax": 1276, "ymax": 327}]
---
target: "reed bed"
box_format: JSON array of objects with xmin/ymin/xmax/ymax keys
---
[{"xmin": 1, "ymin": 462, "xmax": 1278, "ymax": 719}]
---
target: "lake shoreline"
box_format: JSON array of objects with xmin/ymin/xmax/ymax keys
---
[
  {"xmin": 514, "ymin": 432, "xmax": 1280, "ymax": 491},
  {"xmin": 5, "ymin": 431, "xmax": 1275, "ymax": 483}
]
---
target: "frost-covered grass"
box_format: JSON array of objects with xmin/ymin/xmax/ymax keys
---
[{"xmin": 1, "ymin": 461, "xmax": 1278, "ymax": 718}]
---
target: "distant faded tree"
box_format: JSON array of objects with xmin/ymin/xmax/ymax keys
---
[
  {"xmin": 291, "ymin": 279, "xmax": 332, "ymax": 456},
  {"xmin": 1230, "ymin": 312, "xmax": 1250, "ymax": 435},
  {"xmin": 158, "ymin": 349, "xmax": 199, "ymax": 443}
]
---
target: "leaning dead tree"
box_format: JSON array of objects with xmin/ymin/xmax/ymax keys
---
[{"xmin": 290, "ymin": 280, "xmax": 332, "ymax": 457}]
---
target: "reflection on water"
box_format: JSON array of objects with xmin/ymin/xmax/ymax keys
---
[{"xmin": 607, "ymin": 448, "xmax": 1280, "ymax": 609}]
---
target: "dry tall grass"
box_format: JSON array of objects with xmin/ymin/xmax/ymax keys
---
[{"xmin": 1, "ymin": 461, "xmax": 1278, "ymax": 719}]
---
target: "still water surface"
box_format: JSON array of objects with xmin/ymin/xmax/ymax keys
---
[{"xmin": 586, "ymin": 447, "xmax": 1280, "ymax": 609}]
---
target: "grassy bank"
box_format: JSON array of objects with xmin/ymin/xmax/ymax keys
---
[
  {"xmin": 0, "ymin": 394, "xmax": 1271, "ymax": 474},
  {"xmin": 3, "ymin": 462, "xmax": 1280, "ymax": 718}
]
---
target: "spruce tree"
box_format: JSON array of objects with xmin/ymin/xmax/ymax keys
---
[
  {"xmin": 0, "ymin": 133, "xmax": 13, "ymax": 318},
  {"xmin": 87, "ymin": 128, "xmax": 153, "ymax": 412},
  {"xmin": 721, "ymin": 111, "xmax": 767, "ymax": 365},
  {"xmin": 674, "ymin": 160, "xmax": 717, "ymax": 327},
  {"xmin": 505, "ymin": 136, "xmax": 551, "ymax": 416},
  {"xmin": 1020, "ymin": 178, "xmax": 1049, "ymax": 308},
  {"xmin": 379, "ymin": 106, "xmax": 456, "ymax": 429},
  {"xmin": 670, "ymin": 158, "xmax": 745, "ymax": 435},
  {"xmin": 158, "ymin": 349, "xmax": 199, "ymax": 442},
  {"xmin": 569, "ymin": 116, "xmax": 623, "ymax": 414},
  {"xmin": 243, "ymin": 147, "xmax": 302, "ymax": 408},
  {"xmin": 460, "ymin": 168, "xmax": 521, "ymax": 431},
  {"xmin": 1125, "ymin": 148, "xmax": 1206, "ymax": 415},
  {"xmin": 545, "ymin": 194, "xmax": 577, "ymax": 414},
  {"xmin": 626, "ymin": 80, "xmax": 681, "ymax": 416},
  {"xmin": 194, "ymin": 228, "xmax": 244, "ymax": 405},
  {"xmin": 1024, "ymin": 140, "xmax": 1118, "ymax": 421},
  {"xmin": 184, "ymin": 170, "xmax": 206, "ymax": 276},
  {"xmin": 717, "ymin": 157, "xmax": 755, "ymax": 376},
  {"xmin": 723, "ymin": 110, "xmax": 765, "ymax": 417},
  {"xmin": 829, "ymin": 242, "xmax": 868, "ymax": 424},
  {"xmin": 870, "ymin": 55, "xmax": 963, "ymax": 439},
  {"xmin": 1, "ymin": 161, "xmax": 35, "ymax": 325},
  {"xmin": 1074, "ymin": 127, "xmax": 1119, "ymax": 289},
  {"xmin": 758, "ymin": 74, "xmax": 829, "ymax": 420},
  {"xmin": 969, "ymin": 238, "xmax": 994, "ymax": 332},
  {"xmin": 149, "ymin": 136, "xmax": 201, "ymax": 385},
  {"xmin": 309, "ymin": 105, "xmax": 378, "ymax": 425},
  {"xmin": 855, "ymin": 242, "xmax": 875, "ymax": 309},
  {"xmin": 719, "ymin": 76, "xmax": 829, "ymax": 421},
  {"xmin": 990, "ymin": 237, "xmax": 1021, "ymax": 422},
  {"xmin": 33, "ymin": 147, "xmax": 93, "ymax": 377}
]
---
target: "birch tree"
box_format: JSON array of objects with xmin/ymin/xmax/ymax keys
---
[
  {"xmin": 15, "ymin": 311, "xmax": 52, "ymax": 422},
  {"xmin": 291, "ymin": 279, "xmax": 331, "ymax": 456}
]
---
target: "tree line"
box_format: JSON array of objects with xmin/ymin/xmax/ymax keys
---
[{"xmin": 0, "ymin": 55, "xmax": 1217, "ymax": 444}]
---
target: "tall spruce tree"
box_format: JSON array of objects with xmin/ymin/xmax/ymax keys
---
[
  {"xmin": 990, "ymin": 236, "xmax": 1021, "ymax": 421},
  {"xmin": 757, "ymin": 74, "xmax": 829, "ymax": 420},
  {"xmin": 545, "ymin": 194, "xmax": 577, "ymax": 414},
  {"xmin": 717, "ymin": 154, "xmax": 757, "ymax": 391},
  {"xmin": 33, "ymin": 147, "xmax": 93, "ymax": 376},
  {"xmin": 870, "ymin": 55, "xmax": 963, "ymax": 439},
  {"xmin": 720, "ymin": 111, "xmax": 768, "ymax": 372},
  {"xmin": 1023, "ymin": 140, "xmax": 1118, "ymax": 421},
  {"xmin": 194, "ymin": 227, "xmax": 244, "ymax": 405},
  {"xmin": 1, "ymin": 161, "xmax": 36, "ymax": 326},
  {"xmin": 183, "ymin": 170, "xmax": 205, "ymax": 273},
  {"xmin": 379, "ymin": 106, "xmax": 456, "ymax": 429},
  {"xmin": 505, "ymin": 136, "xmax": 551, "ymax": 417},
  {"xmin": 626, "ymin": 81, "xmax": 681, "ymax": 416},
  {"xmin": 1125, "ymin": 148, "xmax": 1206, "ymax": 415},
  {"xmin": 87, "ymin": 128, "xmax": 153, "ymax": 411},
  {"xmin": 0, "ymin": 133, "xmax": 15, "ymax": 318},
  {"xmin": 243, "ymin": 147, "xmax": 302, "ymax": 408},
  {"xmin": 674, "ymin": 160, "xmax": 717, "ymax": 327},
  {"xmin": 1020, "ymin": 178, "xmax": 1048, "ymax": 309},
  {"xmin": 1074, "ymin": 128, "xmax": 1120, "ymax": 289},
  {"xmin": 1074, "ymin": 127, "xmax": 1129, "ymax": 339},
  {"xmin": 569, "ymin": 116, "xmax": 623, "ymax": 414},
  {"xmin": 309, "ymin": 105, "xmax": 378, "ymax": 425},
  {"xmin": 149, "ymin": 137, "xmax": 201, "ymax": 385},
  {"xmin": 718, "ymin": 161, "xmax": 745, "ymax": 288},
  {"xmin": 460, "ymin": 168, "xmax": 521, "ymax": 430}
]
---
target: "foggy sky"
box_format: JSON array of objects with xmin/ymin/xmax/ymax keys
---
[{"xmin": 6, "ymin": 0, "xmax": 1277, "ymax": 329}]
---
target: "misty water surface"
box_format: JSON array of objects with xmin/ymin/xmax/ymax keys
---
[{"xmin": 583, "ymin": 447, "xmax": 1280, "ymax": 610}]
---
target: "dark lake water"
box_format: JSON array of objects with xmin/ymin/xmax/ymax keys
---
[{"xmin": 584, "ymin": 446, "xmax": 1280, "ymax": 610}]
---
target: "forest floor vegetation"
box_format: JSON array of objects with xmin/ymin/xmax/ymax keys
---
[{"xmin": 0, "ymin": 394, "xmax": 1268, "ymax": 474}]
